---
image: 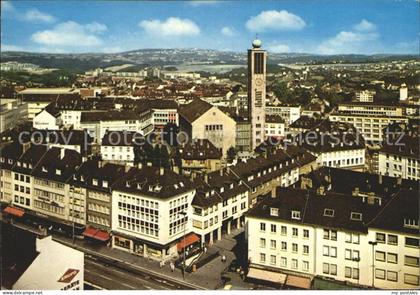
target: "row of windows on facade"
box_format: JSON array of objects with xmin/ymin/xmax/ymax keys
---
[
  {"xmin": 375, "ymin": 251, "xmax": 419, "ymax": 267},
  {"xmin": 259, "ymin": 254, "xmax": 310, "ymax": 272},
  {"xmin": 323, "ymin": 157, "xmax": 364, "ymax": 167},
  {"xmin": 118, "ymin": 194, "xmax": 160, "ymax": 209},
  {"xmin": 205, "ymin": 124, "xmax": 223, "ymax": 131},
  {"xmin": 88, "ymin": 214, "xmax": 110, "ymax": 227},
  {"xmin": 375, "ymin": 270, "xmax": 419, "ymax": 286}
]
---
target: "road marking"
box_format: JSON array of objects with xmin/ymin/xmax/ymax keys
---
[
  {"xmin": 120, "ymin": 282, "xmax": 137, "ymax": 289},
  {"xmin": 86, "ymin": 270, "xmax": 114, "ymax": 282}
]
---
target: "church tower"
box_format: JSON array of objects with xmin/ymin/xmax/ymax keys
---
[{"xmin": 247, "ymin": 37, "xmax": 267, "ymax": 150}]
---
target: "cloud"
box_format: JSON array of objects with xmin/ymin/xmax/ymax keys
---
[
  {"xmin": 221, "ymin": 26, "xmax": 235, "ymax": 37},
  {"xmin": 139, "ymin": 17, "xmax": 200, "ymax": 36},
  {"xmin": 21, "ymin": 9, "xmax": 56, "ymax": 23},
  {"xmin": 354, "ymin": 19, "xmax": 376, "ymax": 32},
  {"xmin": 85, "ymin": 22, "xmax": 108, "ymax": 33},
  {"xmin": 188, "ymin": 1, "xmax": 218, "ymax": 6},
  {"xmin": 1, "ymin": 1, "xmax": 13, "ymax": 12},
  {"xmin": 246, "ymin": 10, "xmax": 306, "ymax": 32},
  {"xmin": 317, "ymin": 20, "xmax": 379, "ymax": 54},
  {"xmin": 1, "ymin": 44, "xmax": 24, "ymax": 52},
  {"xmin": 267, "ymin": 43, "xmax": 291, "ymax": 53},
  {"xmin": 31, "ymin": 21, "xmax": 106, "ymax": 49}
]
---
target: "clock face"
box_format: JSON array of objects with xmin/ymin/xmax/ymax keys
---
[{"xmin": 255, "ymin": 78, "xmax": 263, "ymax": 86}]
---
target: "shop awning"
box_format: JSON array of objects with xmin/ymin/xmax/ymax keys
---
[
  {"xmin": 285, "ymin": 275, "xmax": 312, "ymax": 289},
  {"xmin": 177, "ymin": 233, "xmax": 200, "ymax": 251},
  {"xmin": 3, "ymin": 206, "xmax": 24, "ymax": 217},
  {"xmin": 247, "ymin": 268, "xmax": 287, "ymax": 284},
  {"xmin": 83, "ymin": 226, "xmax": 110, "ymax": 242}
]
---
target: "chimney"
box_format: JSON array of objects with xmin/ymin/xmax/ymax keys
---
[
  {"xmin": 352, "ymin": 187, "xmax": 359, "ymax": 197},
  {"xmin": 60, "ymin": 149, "xmax": 66, "ymax": 159},
  {"xmin": 137, "ymin": 163, "xmax": 143, "ymax": 169},
  {"xmin": 367, "ymin": 192, "xmax": 375, "ymax": 205},
  {"xmin": 160, "ymin": 167, "xmax": 164, "ymax": 176},
  {"xmin": 204, "ymin": 174, "xmax": 208, "ymax": 184},
  {"xmin": 271, "ymin": 187, "xmax": 276, "ymax": 198},
  {"xmin": 378, "ymin": 173, "xmax": 383, "ymax": 185},
  {"xmin": 317, "ymin": 186, "xmax": 325, "ymax": 196},
  {"xmin": 220, "ymin": 168, "xmax": 223, "ymax": 176}
]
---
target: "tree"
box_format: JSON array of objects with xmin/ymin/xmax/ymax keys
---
[
  {"xmin": 160, "ymin": 145, "xmax": 170, "ymax": 168},
  {"xmin": 162, "ymin": 123, "xmax": 179, "ymax": 146},
  {"xmin": 226, "ymin": 147, "xmax": 237, "ymax": 163}
]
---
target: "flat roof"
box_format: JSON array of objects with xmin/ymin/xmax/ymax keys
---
[{"xmin": 18, "ymin": 88, "xmax": 75, "ymax": 94}]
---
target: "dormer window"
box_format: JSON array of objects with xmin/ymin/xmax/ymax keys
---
[
  {"xmin": 270, "ymin": 208, "xmax": 279, "ymax": 217},
  {"xmin": 324, "ymin": 209, "xmax": 335, "ymax": 217},
  {"xmin": 56, "ymin": 169, "xmax": 61, "ymax": 175},
  {"xmin": 73, "ymin": 175, "xmax": 77, "ymax": 180},
  {"xmin": 291, "ymin": 210, "xmax": 301, "ymax": 220},
  {"xmin": 350, "ymin": 212, "xmax": 362, "ymax": 221},
  {"xmin": 17, "ymin": 161, "xmax": 21, "ymax": 167},
  {"xmin": 29, "ymin": 163, "xmax": 32, "ymax": 169},
  {"xmin": 8, "ymin": 159, "xmax": 13, "ymax": 164},
  {"xmin": 92, "ymin": 179, "xmax": 98, "ymax": 186},
  {"xmin": 23, "ymin": 163, "xmax": 27, "ymax": 168},
  {"xmin": 81, "ymin": 175, "xmax": 84, "ymax": 181},
  {"xmin": 174, "ymin": 184, "xmax": 179, "ymax": 189},
  {"xmin": 42, "ymin": 166, "xmax": 47, "ymax": 172},
  {"xmin": 0, "ymin": 157, "xmax": 4, "ymax": 163},
  {"xmin": 230, "ymin": 183, "xmax": 234, "ymax": 189},
  {"xmin": 279, "ymin": 163, "xmax": 283, "ymax": 168},
  {"xmin": 179, "ymin": 182, "xmax": 184, "ymax": 188},
  {"xmin": 126, "ymin": 181, "xmax": 131, "ymax": 188},
  {"xmin": 273, "ymin": 166, "xmax": 277, "ymax": 171},
  {"xmin": 404, "ymin": 218, "xmax": 419, "ymax": 229},
  {"xmin": 103, "ymin": 180, "xmax": 108, "ymax": 188},
  {"xmin": 220, "ymin": 187, "xmax": 224, "ymax": 193}
]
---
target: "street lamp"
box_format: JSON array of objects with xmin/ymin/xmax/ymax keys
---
[
  {"xmin": 179, "ymin": 211, "xmax": 187, "ymax": 280},
  {"xmin": 368, "ymin": 241, "xmax": 378, "ymax": 289}
]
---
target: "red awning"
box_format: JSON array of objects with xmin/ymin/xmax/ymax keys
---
[
  {"xmin": 177, "ymin": 233, "xmax": 200, "ymax": 251},
  {"xmin": 285, "ymin": 275, "xmax": 312, "ymax": 289},
  {"xmin": 83, "ymin": 226, "xmax": 110, "ymax": 241},
  {"xmin": 3, "ymin": 206, "xmax": 25, "ymax": 217}
]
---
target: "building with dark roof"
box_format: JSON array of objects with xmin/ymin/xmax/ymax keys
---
[
  {"xmin": 110, "ymin": 165, "xmax": 196, "ymax": 260},
  {"xmin": 178, "ymin": 139, "xmax": 222, "ymax": 176}
]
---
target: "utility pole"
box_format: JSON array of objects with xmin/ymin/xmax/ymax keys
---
[
  {"xmin": 179, "ymin": 211, "xmax": 187, "ymax": 280},
  {"xmin": 368, "ymin": 241, "xmax": 377, "ymax": 289}
]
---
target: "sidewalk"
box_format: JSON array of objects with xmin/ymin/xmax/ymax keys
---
[{"xmin": 54, "ymin": 231, "xmax": 239, "ymax": 289}]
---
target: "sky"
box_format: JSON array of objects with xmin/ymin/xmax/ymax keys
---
[{"xmin": 1, "ymin": 0, "xmax": 418, "ymax": 55}]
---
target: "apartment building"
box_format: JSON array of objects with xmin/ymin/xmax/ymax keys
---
[
  {"xmin": 378, "ymin": 134, "xmax": 419, "ymax": 180},
  {"xmin": 191, "ymin": 169, "xmax": 249, "ymax": 245},
  {"xmin": 329, "ymin": 113, "xmax": 409, "ymax": 144},
  {"xmin": 246, "ymin": 185, "xmax": 419, "ymax": 290},
  {"xmin": 265, "ymin": 115, "xmax": 286, "ymax": 139},
  {"xmin": 355, "ymin": 90, "xmax": 375, "ymax": 102},
  {"xmin": 337, "ymin": 102, "xmax": 418, "ymax": 117},
  {"xmin": 0, "ymin": 99, "xmax": 28, "ymax": 133},
  {"xmin": 288, "ymin": 116, "xmax": 324, "ymax": 137},
  {"xmin": 229, "ymin": 146, "xmax": 316, "ymax": 206},
  {"xmin": 0, "ymin": 142, "xmax": 26, "ymax": 204},
  {"xmin": 70, "ymin": 160, "xmax": 127, "ymax": 239},
  {"xmin": 265, "ymin": 105, "xmax": 301, "ymax": 125},
  {"xmin": 80, "ymin": 109, "xmax": 153, "ymax": 143},
  {"xmin": 33, "ymin": 104, "xmax": 62, "ymax": 130},
  {"xmin": 31, "ymin": 147, "xmax": 85, "ymax": 226},
  {"xmin": 111, "ymin": 166, "xmax": 196, "ymax": 260},
  {"xmin": 100, "ymin": 131, "xmax": 142, "ymax": 165},
  {"xmin": 295, "ymin": 121, "xmax": 366, "ymax": 171},
  {"xmin": 178, "ymin": 139, "xmax": 222, "ymax": 177}
]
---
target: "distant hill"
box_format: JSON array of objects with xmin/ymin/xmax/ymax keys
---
[{"xmin": 1, "ymin": 49, "xmax": 418, "ymax": 73}]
